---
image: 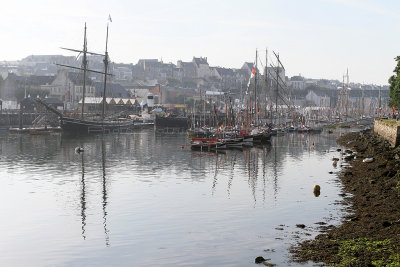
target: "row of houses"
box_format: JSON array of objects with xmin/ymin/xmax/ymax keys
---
[
  {"xmin": 2, "ymin": 54, "xmax": 388, "ymax": 95},
  {"xmin": 1, "ymin": 55, "xmax": 285, "ymax": 93}
]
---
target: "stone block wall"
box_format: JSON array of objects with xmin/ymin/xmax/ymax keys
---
[{"xmin": 374, "ymin": 119, "xmax": 400, "ymax": 147}]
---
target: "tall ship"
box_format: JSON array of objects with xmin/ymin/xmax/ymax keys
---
[{"xmin": 39, "ymin": 23, "xmax": 134, "ymax": 134}]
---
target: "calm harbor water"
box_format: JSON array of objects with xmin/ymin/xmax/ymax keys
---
[{"xmin": 0, "ymin": 129, "xmax": 348, "ymax": 266}]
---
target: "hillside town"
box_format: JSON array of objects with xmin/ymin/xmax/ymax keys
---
[{"xmin": 0, "ymin": 55, "xmax": 389, "ymax": 117}]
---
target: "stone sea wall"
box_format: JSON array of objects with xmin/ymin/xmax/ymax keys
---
[
  {"xmin": 374, "ymin": 119, "xmax": 400, "ymax": 146},
  {"xmin": 0, "ymin": 113, "xmax": 36, "ymax": 127}
]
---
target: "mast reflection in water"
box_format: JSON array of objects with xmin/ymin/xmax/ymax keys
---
[
  {"xmin": 80, "ymin": 150, "xmax": 86, "ymax": 240},
  {"xmin": 0, "ymin": 129, "xmax": 347, "ymax": 266}
]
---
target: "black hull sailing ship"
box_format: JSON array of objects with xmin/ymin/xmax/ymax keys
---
[
  {"xmin": 155, "ymin": 115, "xmax": 189, "ymax": 129},
  {"xmin": 51, "ymin": 23, "xmax": 133, "ymax": 134},
  {"xmin": 61, "ymin": 117, "xmax": 133, "ymax": 133}
]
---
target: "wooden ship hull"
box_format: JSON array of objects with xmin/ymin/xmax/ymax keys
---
[
  {"xmin": 61, "ymin": 117, "xmax": 134, "ymax": 134},
  {"xmin": 155, "ymin": 116, "xmax": 189, "ymax": 129}
]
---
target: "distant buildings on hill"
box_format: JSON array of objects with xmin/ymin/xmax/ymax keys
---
[{"xmin": 0, "ymin": 54, "xmax": 389, "ymax": 113}]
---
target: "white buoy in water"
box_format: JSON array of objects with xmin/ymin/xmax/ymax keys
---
[{"xmin": 75, "ymin": 147, "xmax": 84, "ymax": 153}]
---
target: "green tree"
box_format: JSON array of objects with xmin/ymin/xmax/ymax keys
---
[
  {"xmin": 389, "ymin": 56, "xmax": 400, "ymax": 108},
  {"xmin": 166, "ymin": 77, "xmax": 181, "ymax": 87},
  {"xmin": 175, "ymin": 94, "xmax": 185, "ymax": 104}
]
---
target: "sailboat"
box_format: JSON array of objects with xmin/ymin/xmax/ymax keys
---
[{"xmin": 39, "ymin": 23, "xmax": 134, "ymax": 134}]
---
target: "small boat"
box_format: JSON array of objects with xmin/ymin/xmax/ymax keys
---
[
  {"xmin": 29, "ymin": 129, "xmax": 51, "ymax": 135},
  {"xmin": 190, "ymin": 140, "xmax": 226, "ymax": 151}
]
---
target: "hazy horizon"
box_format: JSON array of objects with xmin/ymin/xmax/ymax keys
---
[{"xmin": 2, "ymin": 0, "xmax": 399, "ymax": 85}]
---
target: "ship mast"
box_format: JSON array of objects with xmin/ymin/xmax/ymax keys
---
[
  {"xmin": 346, "ymin": 68, "xmax": 349, "ymax": 118},
  {"xmin": 265, "ymin": 48, "xmax": 271, "ymax": 125},
  {"xmin": 254, "ymin": 49, "xmax": 258, "ymax": 126},
  {"xmin": 275, "ymin": 53, "xmax": 279, "ymax": 126},
  {"xmin": 56, "ymin": 23, "xmax": 111, "ymax": 120},
  {"xmin": 102, "ymin": 24, "xmax": 110, "ymax": 120},
  {"xmin": 81, "ymin": 23, "xmax": 88, "ymax": 119}
]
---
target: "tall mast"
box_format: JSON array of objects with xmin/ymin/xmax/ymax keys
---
[
  {"xmin": 379, "ymin": 87, "xmax": 381, "ymax": 109},
  {"xmin": 345, "ymin": 69, "xmax": 349, "ymax": 118},
  {"xmin": 361, "ymin": 85, "xmax": 365, "ymax": 118},
  {"xmin": 57, "ymin": 22, "xmax": 110, "ymax": 120},
  {"xmin": 81, "ymin": 23, "xmax": 88, "ymax": 119},
  {"xmin": 265, "ymin": 48, "xmax": 270, "ymax": 125},
  {"xmin": 102, "ymin": 23, "xmax": 110, "ymax": 120},
  {"xmin": 254, "ymin": 49, "xmax": 258, "ymax": 126},
  {"xmin": 275, "ymin": 53, "xmax": 279, "ymax": 126}
]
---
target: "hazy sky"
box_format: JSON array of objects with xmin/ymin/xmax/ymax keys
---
[{"xmin": 1, "ymin": 0, "xmax": 399, "ymax": 85}]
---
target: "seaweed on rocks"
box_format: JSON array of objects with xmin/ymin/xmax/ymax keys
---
[{"xmin": 290, "ymin": 129, "xmax": 400, "ymax": 266}]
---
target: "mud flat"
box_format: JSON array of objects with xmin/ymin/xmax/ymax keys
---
[{"xmin": 291, "ymin": 129, "xmax": 400, "ymax": 266}]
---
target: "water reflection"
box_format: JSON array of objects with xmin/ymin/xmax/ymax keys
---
[
  {"xmin": 0, "ymin": 130, "xmax": 342, "ymax": 204},
  {"xmin": 80, "ymin": 151, "xmax": 86, "ymax": 240},
  {"xmin": 101, "ymin": 139, "xmax": 110, "ymax": 247},
  {"xmin": 0, "ymin": 129, "xmax": 348, "ymax": 266},
  {"xmin": 77, "ymin": 137, "xmax": 110, "ymax": 245}
]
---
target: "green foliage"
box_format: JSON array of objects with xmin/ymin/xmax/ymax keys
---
[
  {"xmin": 389, "ymin": 56, "xmax": 400, "ymax": 108},
  {"xmin": 182, "ymin": 80, "xmax": 196, "ymax": 88},
  {"xmin": 378, "ymin": 118, "xmax": 400, "ymax": 126},
  {"xmin": 175, "ymin": 94, "xmax": 185, "ymax": 104},
  {"xmin": 185, "ymin": 98, "xmax": 194, "ymax": 108},
  {"xmin": 166, "ymin": 77, "xmax": 181, "ymax": 87},
  {"xmin": 306, "ymin": 84, "xmax": 332, "ymax": 92},
  {"xmin": 329, "ymin": 238, "xmax": 400, "ymax": 266}
]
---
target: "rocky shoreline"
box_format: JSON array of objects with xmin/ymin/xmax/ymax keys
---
[{"xmin": 290, "ymin": 129, "xmax": 400, "ymax": 266}]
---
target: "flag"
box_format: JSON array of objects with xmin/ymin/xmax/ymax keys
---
[
  {"xmin": 108, "ymin": 14, "xmax": 112, "ymax": 22},
  {"xmin": 250, "ymin": 67, "xmax": 256, "ymax": 79}
]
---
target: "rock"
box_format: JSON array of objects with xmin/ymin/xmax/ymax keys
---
[
  {"xmin": 296, "ymin": 224, "xmax": 306, "ymax": 229},
  {"xmin": 264, "ymin": 249, "xmax": 276, "ymax": 253},
  {"xmin": 344, "ymin": 155, "xmax": 355, "ymax": 161},
  {"xmin": 255, "ymin": 256, "xmax": 266, "ymax": 264},
  {"xmin": 363, "ymin": 158, "xmax": 374, "ymax": 163},
  {"xmin": 329, "ymin": 171, "xmax": 333, "ymax": 174},
  {"xmin": 313, "ymin": 185, "xmax": 321, "ymax": 197},
  {"xmin": 336, "ymin": 148, "xmax": 342, "ymax": 152},
  {"xmin": 332, "ymin": 157, "xmax": 340, "ymax": 161},
  {"xmin": 350, "ymin": 216, "xmax": 359, "ymax": 222}
]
